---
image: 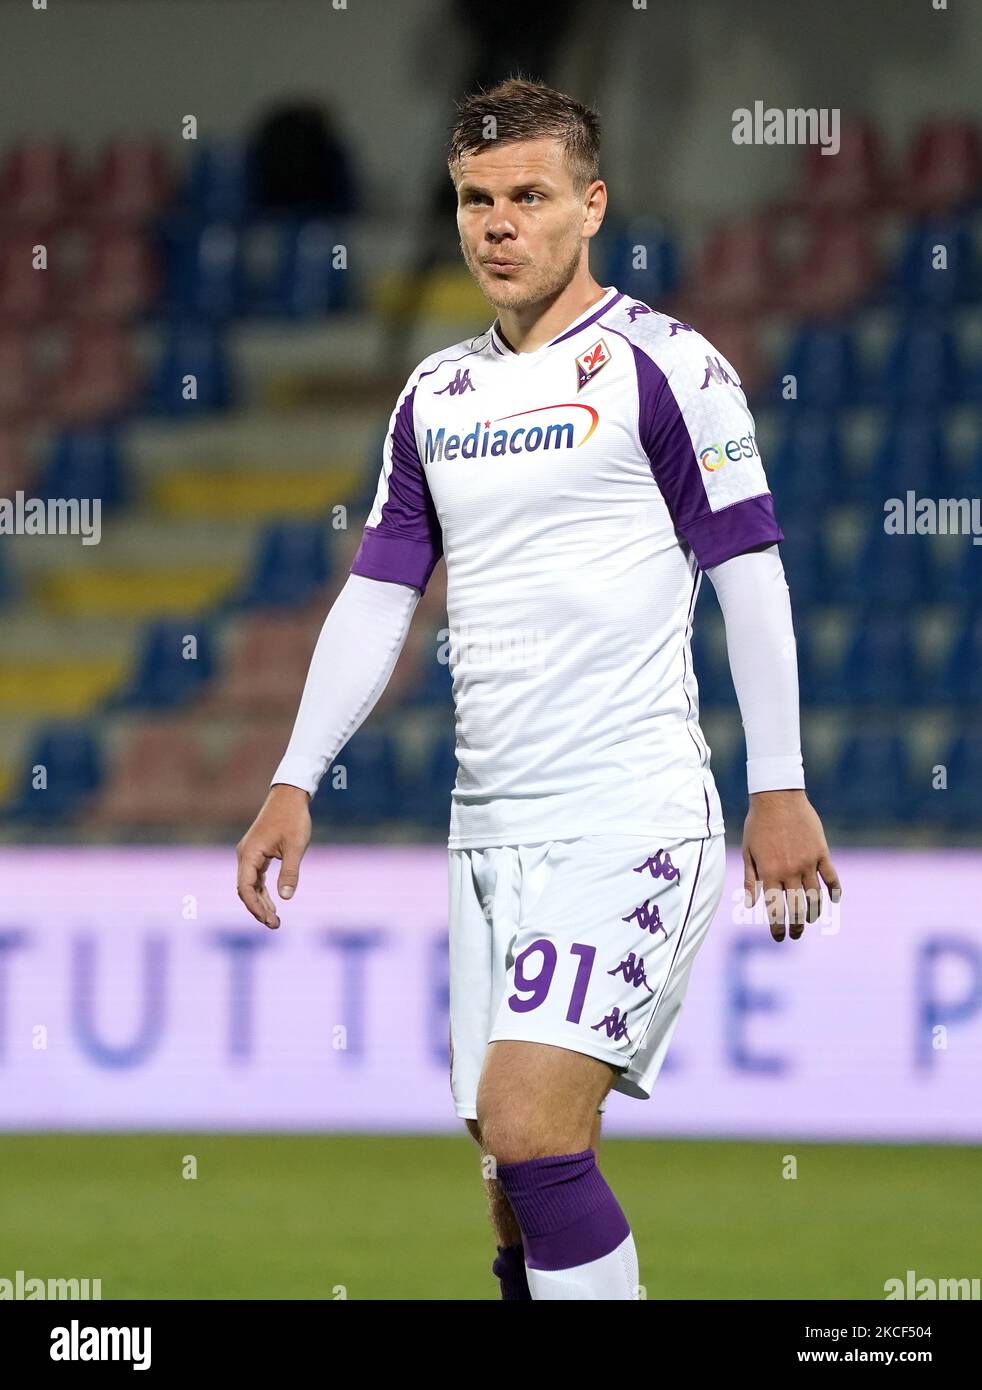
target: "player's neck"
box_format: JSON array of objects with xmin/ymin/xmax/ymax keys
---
[{"xmin": 495, "ymin": 276, "xmax": 608, "ymax": 354}]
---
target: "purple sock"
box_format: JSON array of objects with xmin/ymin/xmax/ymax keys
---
[
  {"xmin": 495, "ymin": 1149, "xmax": 630, "ymax": 1271},
  {"xmin": 491, "ymin": 1242, "xmax": 531, "ymax": 1300}
]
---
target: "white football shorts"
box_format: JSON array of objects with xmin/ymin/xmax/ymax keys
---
[{"xmin": 448, "ymin": 832, "xmax": 726, "ymax": 1120}]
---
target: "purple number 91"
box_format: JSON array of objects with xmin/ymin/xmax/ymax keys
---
[{"xmin": 508, "ymin": 939, "xmax": 596, "ymax": 1021}]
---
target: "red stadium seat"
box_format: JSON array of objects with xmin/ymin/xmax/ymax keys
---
[
  {"xmin": 0, "ymin": 425, "xmax": 33, "ymax": 495},
  {"xmin": 77, "ymin": 140, "xmax": 175, "ymax": 225},
  {"xmin": 789, "ymin": 119, "xmax": 887, "ymax": 214},
  {"xmin": 0, "ymin": 140, "xmax": 80, "ymax": 230},
  {"xmin": 196, "ymin": 722, "xmax": 295, "ymax": 826},
  {"xmin": 67, "ymin": 228, "xmax": 159, "ymax": 320},
  {"xmin": 91, "ymin": 721, "xmax": 209, "ymax": 827},
  {"xmin": 0, "ymin": 328, "xmax": 41, "ymax": 425},
  {"xmin": 899, "ymin": 119, "xmax": 982, "ymax": 216},
  {"xmin": 0, "ymin": 230, "xmax": 61, "ymax": 323},
  {"xmin": 45, "ymin": 322, "xmax": 138, "ymax": 425},
  {"xmin": 782, "ymin": 216, "xmax": 881, "ymax": 318},
  {"xmin": 204, "ymin": 614, "xmax": 325, "ymax": 716},
  {"xmin": 686, "ymin": 222, "xmax": 781, "ymax": 316}
]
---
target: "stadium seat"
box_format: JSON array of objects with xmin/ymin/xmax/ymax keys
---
[
  {"xmin": 687, "ymin": 221, "xmax": 780, "ymax": 315},
  {"xmin": 770, "ymin": 412, "xmax": 847, "ymax": 514},
  {"xmin": 891, "ymin": 218, "xmax": 979, "ymax": 308},
  {"xmin": 203, "ymin": 612, "xmax": 322, "ymax": 715},
  {"xmin": 0, "ymin": 424, "xmax": 33, "ymax": 494},
  {"xmin": 0, "ymin": 327, "xmax": 40, "ymax": 425},
  {"xmin": 115, "ymin": 618, "xmax": 215, "ymax": 709},
  {"xmin": 161, "ymin": 221, "xmax": 247, "ymax": 320},
  {"xmin": 601, "ymin": 220, "xmax": 679, "ymax": 304},
  {"xmin": 407, "ymin": 734, "xmax": 458, "ymax": 828},
  {"xmin": 45, "ymin": 323, "xmax": 139, "ymax": 425},
  {"xmin": 837, "ymin": 609, "xmax": 921, "ymax": 702},
  {"xmin": 186, "ymin": 721, "xmax": 292, "ymax": 828},
  {"xmin": 842, "ymin": 527, "xmax": 939, "ymax": 611},
  {"xmin": 828, "ymin": 731, "xmax": 912, "ymax": 824},
  {"xmin": 898, "ymin": 120, "xmax": 982, "ymax": 218},
  {"xmin": 39, "ymin": 427, "xmax": 126, "ymax": 510},
  {"xmin": 78, "ymin": 140, "xmax": 174, "ymax": 225},
  {"xmin": 91, "ymin": 719, "xmax": 207, "ymax": 827},
  {"xmin": 145, "ymin": 322, "xmax": 233, "ymax": 414},
  {"xmin": 240, "ymin": 521, "xmax": 333, "ymax": 607},
  {"xmin": 6, "ymin": 722, "xmax": 101, "ymax": 821},
  {"xmin": 304, "ymin": 729, "xmax": 401, "ymax": 827},
  {"xmin": 774, "ymin": 517, "xmax": 835, "ymax": 608},
  {"xmin": 867, "ymin": 412, "xmax": 951, "ymax": 506},
  {"xmin": 0, "ymin": 140, "xmax": 79, "ymax": 229},
  {"xmin": 0, "ymin": 230, "xmax": 60, "ymax": 322},
  {"xmin": 872, "ymin": 318, "xmax": 964, "ymax": 409},
  {"xmin": 67, "ymin": 228, "xmax": 159, "ymax": 320},
  {"xmin": 182, "ymin": 140, "xmax": 253, "ymax": 223},
  {"xmin": 918, "ymin": 733, "xmax": 982, "ymax": 828},
  {"xmin": 782, "ymin": 217, "xmax": 881, "ymax": 319},
  {"xmin": 788, "ymin": 119, "xmax": 887, "ymax": 215},
  {"xmin": 404, "ymin": 641, "xmax": 455, "ymax": 711},
  {"xmin": 258, "ymin": 218, "xmax": 351, "ymax": 317},
  {"xmin": 932, "ymin": 603, "xmax": 982, "ymax": 702},
  {"xmin": 776, "ymin": 323, "xmax": 862, "ymax": 409}
]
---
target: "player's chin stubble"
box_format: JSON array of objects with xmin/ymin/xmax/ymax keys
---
[{"xmin": 460, "ymin": 237, "xmax": 582, "ymax": 314}]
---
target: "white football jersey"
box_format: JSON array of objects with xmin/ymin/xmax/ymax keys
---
[{"xmin": 351, "ymin": 286, "xmax": 783, "ymax": 848}]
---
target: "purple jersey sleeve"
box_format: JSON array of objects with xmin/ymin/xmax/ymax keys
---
[
  {"xmin": 632, "ymin": 337, "xmax": 783, "ymax": 570},
  {"xmin": 350, "ymin": 380, "xmax": 443, "ymax": 592}
]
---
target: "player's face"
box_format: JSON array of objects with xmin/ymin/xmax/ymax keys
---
[{"xmin": 455, "ymin": 137, "xmax": 597, "ymax": 311}]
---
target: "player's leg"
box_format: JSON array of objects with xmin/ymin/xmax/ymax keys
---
[
  {"xmin": 465, "ymin": 1107, "xmax": 603, "ymax": 1299},
  {"xmin": 476, "ymin": 1040, "xmax": 633, "ymax": 1300}
]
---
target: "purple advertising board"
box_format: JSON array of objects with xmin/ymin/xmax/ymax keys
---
[{"xmin": 0, "ymin": 847, "xmax": 979, "ymax": 1139}]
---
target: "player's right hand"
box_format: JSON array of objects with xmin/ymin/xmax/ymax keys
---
[{"xmin": 235, "ymin": 784, "xmax": 312, "ymax": 929}]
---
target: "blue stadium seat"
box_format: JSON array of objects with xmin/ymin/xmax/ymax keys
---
[
  {"xmin": 405, "ymin": 645, "xmax": 454, "ymax": 711},
  {"xmin": 934, "ymin": 603, "xmax": 982, "ymax": 702},
  {"xmin": 770, "ymin": 412, "xmax": 847, "ymax": 514},
  {"xmin": 256, "ymin": 218, "xmax": 350, "ymax": 317},
  {"xmin": 708, "ymin": 739, "xmax": 746, "ymax": 824},
  {"xmin": 115, "ymin": 618, "xmax": 215, "ymax": 709},
  {"xmin": 145, "ymin": 324, "xmax": 233, "ymax": 414},
  {"xmin": 39, "ymin": 427, "xmax": 125, "ymax": 511},
  {"xmin": 867, "ymin": 411, "xmax": 951, "ymax": 505},
  {"xmin": 892, "ymin": 219, "xmax": 979, "ymax": 308},
  {"xmin": 775, "ymin": 518, "xmax": 834, "ymax": 608},
  {"xmin": 408, "ymin": 734, "xmax": 458, "ymax": 828},
  {"xmin": 688, "ymin": 623, "xmax": 732, "ymax": 707},
  {"xmin": 925, "ymin": 733, "xmax": 982, "ymax": 827},
  {"xmin": 182, "ymin": 139, "xmax": 253, "ymax": 223},
  {"xmin": 828, "ymin": 732, "xmax": 912, "ymax": 824},
  {"xmin": 600, "ymin": 220, "xmax": 679, "ymax": 302},
  {"xmin": 837, "ymin": 609, "xmax": 921, "ymax": 703},
  {"xmin": 872, "ymin": 318, "xmax": 964, "ymax": 408},
  {"xmin": 162, "ymin": 221, "xmax": 247, "ymax": 320},
  {"xmin": 777, "ymin": 324, "xmax": 862, "ymax": 410},
  {"xmin": 6, "ymin": 723, "xmax": 101, "ymax": 822},
  {"xmin": 839, "ymin": 528, "xmax": 938, "ymax": 608},
  {"xmin": 311, "ymin": 730, "xmax": 400, "ymax": 826},
  {"xmin": 240, "ymin": 520, "xmax": 332, "ymax": 606}
]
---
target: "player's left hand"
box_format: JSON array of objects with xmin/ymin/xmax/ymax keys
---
[{"xmin": 742, "ymin": 788, "xmax": 841, "ymax": 942}]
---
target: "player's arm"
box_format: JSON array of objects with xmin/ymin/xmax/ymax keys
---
[
  {"xmin": 236, "ymin": 368, "xmax": 443, "ymax": 928},
  {"xmin": 636, "ymin": 328, "xmax": 840, "ymax": 941},
  {"xmin": 704, "ymin": 545, "xmax": 840, "ymax": 942},
  {"xmin": 235, "ymin": 574, "xmax": 420, "ymax": 928}
]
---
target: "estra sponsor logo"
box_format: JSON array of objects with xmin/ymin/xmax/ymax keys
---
[
  {"xmin": 423, "ymin": 403, "xmax": 599, "ymax": 464},
  {"xmin": 698, "ymin": 432, "xmax": 759, "ymax": 472}
]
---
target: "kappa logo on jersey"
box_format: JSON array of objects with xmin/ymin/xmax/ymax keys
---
[
  {"xmin": 422, "ymin": 403, "xmax": 599, "ymax": 463},
  {"xmin": 699, "ymin": 354, "xmax": 741, "ymax": 390},
  {"xmin": 435, "ymin": 368, "xmax": 475, "ymax": 396},
  {"xmin": 575, "ymin": 338, "xmax": 610, "ymax": 390},
  {"xmin": 698, "ymin": 431, "xmax": 760, "ymax": 472}
]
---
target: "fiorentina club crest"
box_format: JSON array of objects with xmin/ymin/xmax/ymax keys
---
[{"xmin": 575, "ymin": 338, "xmax": 610, "ymax": 390}]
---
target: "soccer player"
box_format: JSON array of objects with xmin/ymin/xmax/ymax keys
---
[{"xmin": 236, "ymin": 77, "xmax": 842, "ymax": 1301}]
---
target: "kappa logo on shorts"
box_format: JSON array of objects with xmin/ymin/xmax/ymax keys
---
[
  {"xmin": 592, "ymin": 1006, "xmax": 631, "ymax": 1042},
  {"xmin": 633, "ymin": 848, "xmax": 680, "ymax": 882},
  {"xmin": 622, "ymin": 899, "xmax": 667, "ymax": 938},
  {"xmin": 608, "ymin": 952, "xmax": 654, "ymax": 993}
]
